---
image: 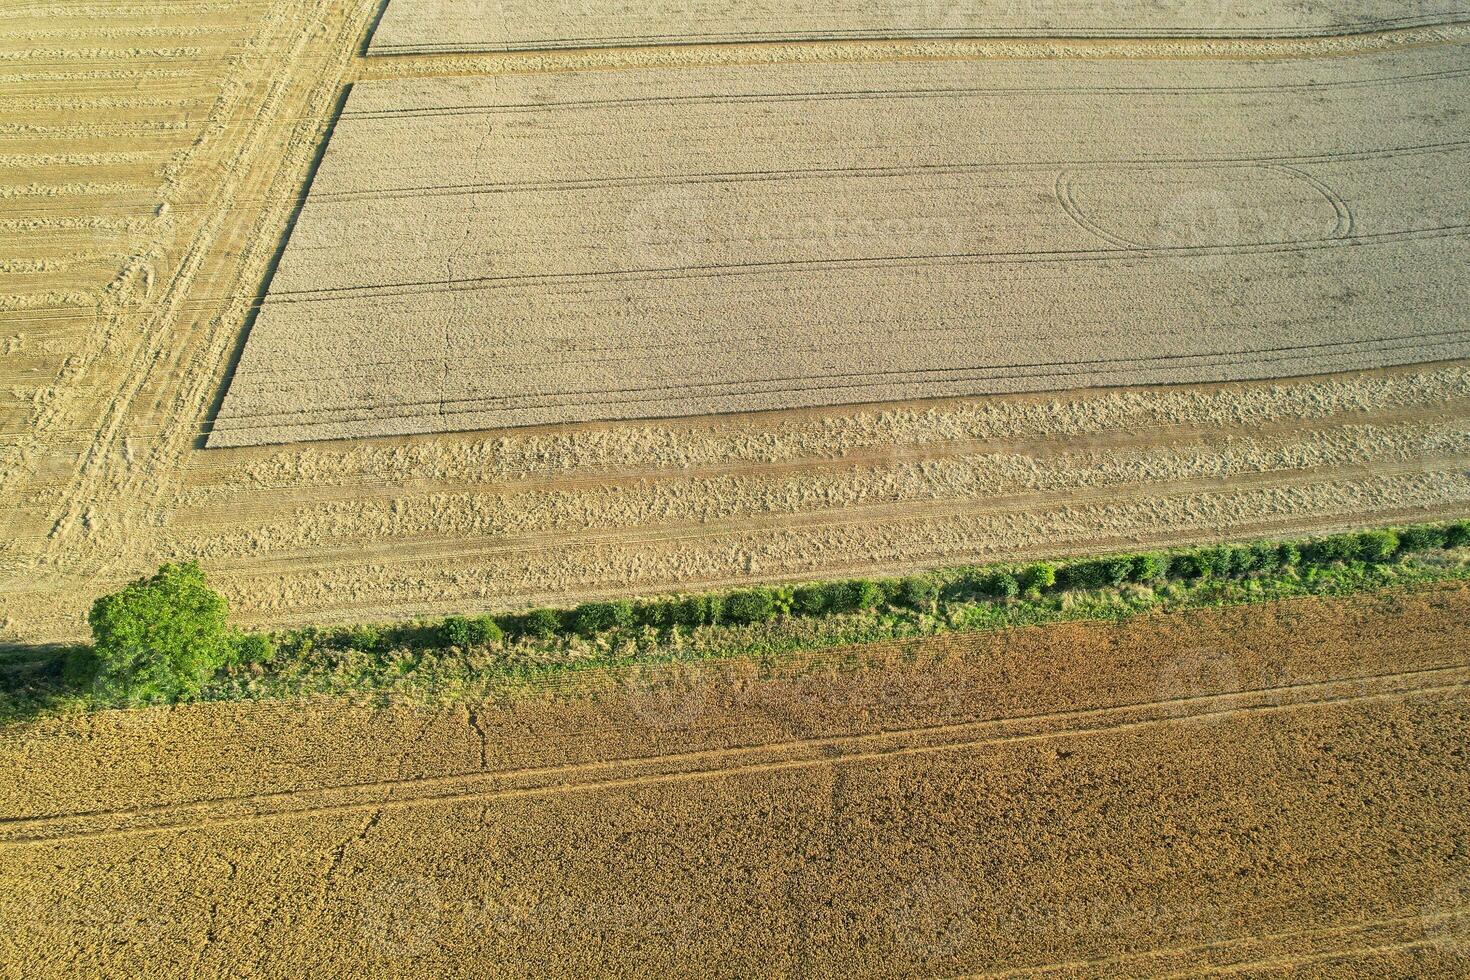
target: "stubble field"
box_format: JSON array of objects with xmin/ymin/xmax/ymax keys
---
[
  {"xmin": 5, "ymin": 3, "xmax": 1470, "ymax": 977},
  {"xmin": 3, "ymin": 585, "xmax": 1469, "ymax": 976},
  {"xmin": 2, "ymin": 1, "xmax": 1469, "ymax": 642}
]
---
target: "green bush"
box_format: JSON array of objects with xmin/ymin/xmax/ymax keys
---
[
  {"xmin": 1277, "ymin": 542, "xmax": 1302, "ymax": 567},
  {"xmin": 570, "ymin": 600, "xmax": 635, "ymax": 637},
  {"xmin": 234, "ymin": 632, "xmax": 276, "ymax": 665},
  {"xmin": 1303, "ymin": 533, "xmax": 1360, "ymax": 565},
  {"xmin": 791, "ymin": 585, "xmax": 829, "ymax": 618},
  {"xmin": 672, "ymin": 594, "xmax": 720, "ymax": 628},
  {"xmin": 721, "ymin": 588, "xmax": 778, "ymax": 626},
  {"xmin": 1445, "ymin": 521, "xmax": 1470, "ymax": 549},
  {"xmin": 1356, "ymin": 529, "xmax": 1400, "ymax": 564},
  {"xmin": 1062, "ymin": 557, "xmax": 1133, "ymax": 590},
  {"xmin": 1168, "ymin": 553, "xmax": 1208, "ymax": 580},
  {"xmin": 1199, "ymin": 547, "xmax": 1234, "ymax": 578},
  {"xmin": 86, "ymin": 562, "xmax": 233, "ymax": 703},
  {"xmin": 897, "ymin": 575, "xmax": 940, "ymax": 610},
  {"xmin": 335, "ymin": 624, "xmax": 383, "ymax": 653},
  {"xmin": 1019, "ymin": 563, "xmax": 1057, "ymax": 592},
  {"xmin": 1398, "ymin": 525, "xmax": 1446, "ymax": 553},
  {"xmin": 988, "ymin": 572, "xmax": 1020, "ymax": 601},
  {"xmin": 1227, "ymin": 546, "xmax": 1260, "ymax": 576},
  {"xmin": 520, "ymin": 608, "xmax": 563, "ymax": 639},
  {"xmin": 1131, "ymin": 553, "xmax": 1170, "ymax": 583},
  {"xmin": 1250, "ymin": 542, "xmax": 1281, "ymax": 572},
  {"xmin": 845, "ymin": 579, "xmax": 885, "ymax": 613}
]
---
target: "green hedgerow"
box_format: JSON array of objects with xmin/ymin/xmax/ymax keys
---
[
  {"xmin": 1019, "ymin": 563, "xmax": 1057, "ymax": 592},
  {"xmin": 86, "ymin": 561, "xmax": 233, "ymax": 703},
  {"xmin": 570, "ymin": 600, "xmax": 635, "ymax": 637},
  {"xmin": 897, "ymin": 575, "xmax": 940, "ymax": 610},
  {"xmin": 1356, "ymin": 529, "xmax": 1400, "ymax": 564},
  {"xmin": 1131, "ymin": 553, "xmax": 1170, "ymax": 583},
  {"xmin": 721, "ymin": 588, "xmax": 778, "ymax": 626},
  {"xmin": 1398, "ymin": 525, "xmax": 1446, "ymax": 553}
]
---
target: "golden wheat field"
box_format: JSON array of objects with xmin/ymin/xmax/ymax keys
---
[
  {"xmin": 3, "ymin": 0, "xmax": 1470, "ymax": 976},
  {"xmin": 4, "ymin": 586, "xmax": 1470, "ymax": 976}
]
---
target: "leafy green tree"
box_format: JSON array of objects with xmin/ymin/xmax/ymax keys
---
[{"xmin": 86, "ymin": 562, "xmax": 233, "ymax": 703}]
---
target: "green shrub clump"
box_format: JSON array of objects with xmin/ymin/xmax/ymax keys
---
[
  {"xmin": 897, "ymin": 575, "xmax": 940, "ymax": 610},
  {"xmin": 988, "ymin": 572, "xmax": 1020, "ymax": 601},
  {"xmin": 570, "ymin": 600, "xmax": 635, "ymax": 637},
  {"xmin": 1355, "ymin": 529, "xmax": 1400, "ymax": 564},
  {"xmin": 1445, "ymin": 521, "xmax": 1470, "ymax": 549},
  {"xmin": 1062, "ymin": 557, "xmax": 1133, "ymax": 590},
  {"xmin": 1397, "ymin": 525, "xmax": 1446, "ymax": 553},
  {"xmin": 84, "ymin": 562, "xmax": 234, "ymax": 703},
  {"xmin": 720, "ymin": 588, "xmax": 778, "ymax": 626},
  {"xmin": 438, "ymin": 615, "xmax": 503, "ymax": 649},
  {"xmin": 1019, "ymin": 563, "xmax": 1057, "ymax": 592},
  {"xmin": 1131, "ymin": 553, "xmax": 1170, "ymax": 583}
]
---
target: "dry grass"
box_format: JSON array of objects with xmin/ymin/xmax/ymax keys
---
[{"xmin": 3, "ymin": 586, "xmax": 1469, "ymax": 976}]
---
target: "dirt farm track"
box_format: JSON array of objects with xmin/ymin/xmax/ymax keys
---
[
  {"xmin": 3, "ymin": 0, "xmax": 1470, "ymax": 643},
  {"xmin": 4, "ymin": 586, "xmax": 1470, "ymax": 976}
]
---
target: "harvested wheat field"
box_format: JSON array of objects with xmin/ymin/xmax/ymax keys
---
[
  {"xmin": 4, "ymin": 586, "xmax": 1470, "ymax": 976},
  {"xmin": 2, "ymin": 1, "xmax": 1470, "ymax": 643},
  {"xmin": 4, "ymin": 2, "xmax": 1470, "ymax": 976},
  {"xmin": 212, "ymin": 46, "xmax": 1470, "ymax": 446},
  {"xmin": 366, "ymin": 0, "xmax": 1470, "ymax": 53}
]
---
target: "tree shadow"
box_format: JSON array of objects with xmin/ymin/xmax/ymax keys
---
[{"xmin": 0, "ymin": 643, "xmax": 87, "ymax": 728}]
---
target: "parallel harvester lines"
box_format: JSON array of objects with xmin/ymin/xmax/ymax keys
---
[
  {"xmin": 364, "ymin": 0, "xmax": 1470, "ymax": 55},
  {"xmin": 3, "ymin": 664, "xmax": 1465, "ymax": 846},
  {"xmin": 974, "ymin": 911, "xmax": 1470, "ymax": 977},
  {"xmin": 209, "ymin": 44, "xmax": 1470, "ymax": 445}
]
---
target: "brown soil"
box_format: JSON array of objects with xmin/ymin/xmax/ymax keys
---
[{"xmin": 3, "ymin": 585, "xmax": 1469, "ymax": 977}]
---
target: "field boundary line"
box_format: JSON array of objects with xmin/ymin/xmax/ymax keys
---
[
  {"xmin": 353, "ymin": 25, "xmax": 1470, "ymax": 82},
  {"xmin": 4, "ymin": 663, "xmax": 1466, "ymax": 847}
]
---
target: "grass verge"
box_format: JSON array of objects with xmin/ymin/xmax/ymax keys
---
[{"xmin": 3, "ymin": 522, "xmax": 1468, "ymax": 727}]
